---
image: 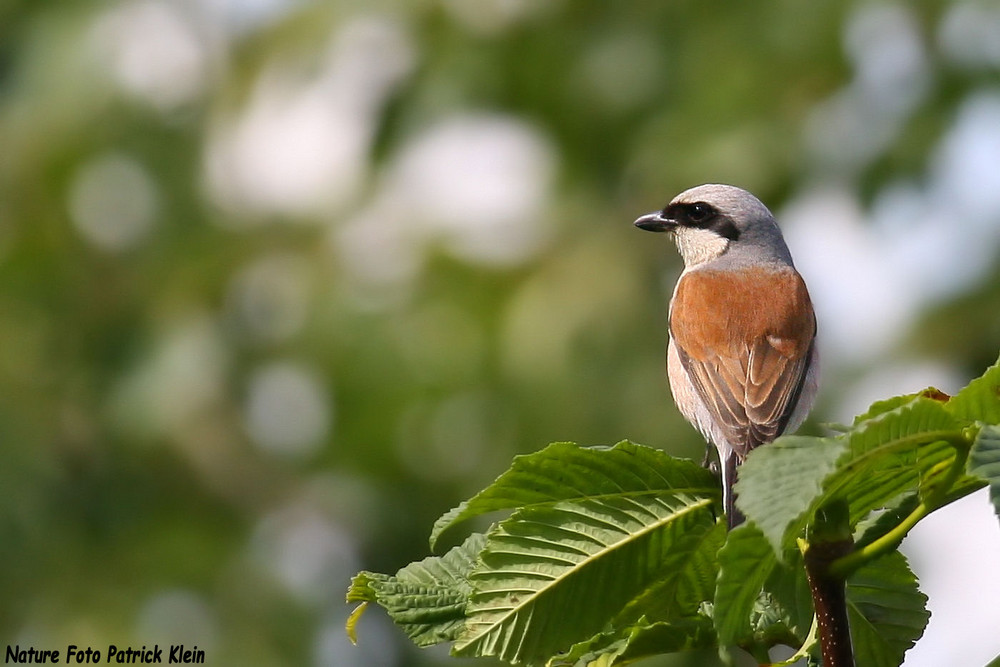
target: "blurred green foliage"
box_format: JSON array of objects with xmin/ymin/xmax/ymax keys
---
[{"xmin": 1, "ymin": 1, "xmax": 999, "ymax": 666}]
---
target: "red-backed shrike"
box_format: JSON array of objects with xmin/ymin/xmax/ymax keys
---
[{"xmin": 635, "ymin": 184, "xmax": 819, "ymax": 528}]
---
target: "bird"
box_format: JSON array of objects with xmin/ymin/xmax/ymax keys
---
[{"xmin": 634, "ymin": 184, "xmax": 819, "ymax": 529}]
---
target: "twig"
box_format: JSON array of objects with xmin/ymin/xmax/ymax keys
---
[{"xmin": 803, "ymin": 503, "xmax": 855, "ymax": 667}]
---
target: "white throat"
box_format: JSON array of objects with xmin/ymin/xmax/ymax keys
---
[{"xmin": 672, "ymin": 227, "xmax": 730, "ymax": 267}]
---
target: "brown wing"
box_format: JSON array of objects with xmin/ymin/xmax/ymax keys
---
[{"xmin": 669, "ymin": 266, "xmax": 816, "ymax": 460}]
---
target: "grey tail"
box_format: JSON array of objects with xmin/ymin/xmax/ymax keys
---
[{"xmin": 722, "ymin": 453, "xmax": 745, "ymax": 530}]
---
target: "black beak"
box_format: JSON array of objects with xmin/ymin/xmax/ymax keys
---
[{"xmin": 633, "ymin": 211, "xmax": 676, "ymax": 232}]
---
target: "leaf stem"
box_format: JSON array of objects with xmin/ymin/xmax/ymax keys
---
[
  {"xmin": 827, "ymin": 501, "xmax": 929, "ymax": 579},
  {"xmin": 770, "ymin": 614, "xmax": 818, "ymax": 667}
]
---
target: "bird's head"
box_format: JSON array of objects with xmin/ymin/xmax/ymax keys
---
[{"xmin": 634, "ymin": 184, "xmax": 791, "ymax": 268}]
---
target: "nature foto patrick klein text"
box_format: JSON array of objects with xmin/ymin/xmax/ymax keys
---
[{"xmin": 5, "ymin": 644, "xmax": 205, "ymax": 664}]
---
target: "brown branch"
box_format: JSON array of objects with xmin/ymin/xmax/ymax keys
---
[{"xmin": 804, "ymin": 506, "xmax": 855, "ymax": 667}]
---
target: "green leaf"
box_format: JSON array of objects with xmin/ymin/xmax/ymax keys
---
[
  {"xmin": 454, "ymin": 490, "xmax": 717, "ymax": 663},
  {"xmin": 969, "ymin": 423, "xmax": 1000, "ymax": 523},
  {"xmin": 610, "ymin": 521, "xmax": 725, "ymax": 628},
  {"xmin": 947, "ymin": 353, "xmax": 1000, "ymax": 424},
  {"xmin": 734, "ymin": 435, "xmax": 846, "ymax": 555},
  {"xmin": 713, "ymin": 523, "xmax": 777, "ymax": 646},
  {"xmin": 670, "ymin": 521, "xmax": 727, "ymax": 619},
  {"xmin": 738, "ymin": 397, "xmax": 966, "ymax": 555},
  {"xmin": 848, "ymin": 395, "xmax": 961, "ymax": 459},
  {"xmin": 852, "ymin": 393, "xmax": 920, "ymax": 425},
  {"xmin": 762, "ymin": 553, "xmax": 815, "ymax": 650},
  {"xmin": 547, "ymin": 617, "xmax": 715, "ymax": 667},
  {"xmin": 345, "ymin": 533, "xmax": 485, "ymax": 647},
  {"xmin": 714, "ymin": 533, "xmax": 813, "ymax": 658},
  {"xmin": 834, "ymin": 397, "xmax": 963, "ymax": 528},
  {"xmin": 853, "ymin": 387, "xmax": 951, "ymax": 426},
  {"xmin": 846, "ymin": 551, "xmax": 929, "ymax": 667},
  {"xmin": 431, "ymin": 440, "xmax": 718, "ymax": 550}
]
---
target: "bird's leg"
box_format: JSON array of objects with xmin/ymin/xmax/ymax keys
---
[
  {"xmin": 703, "ymin": 444, "xmax": 724, "ymax": 525},
  {"xmin": 722, "ymin": 454, "xmax": 745, "ymax": 529}
]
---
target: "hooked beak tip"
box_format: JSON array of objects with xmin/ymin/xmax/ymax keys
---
[{"xmin": 633, "ymin": 212, "xmax": 675, "ymax": 232}]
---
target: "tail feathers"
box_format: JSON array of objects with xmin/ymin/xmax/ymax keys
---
[{"xmin": 721, "ymin": 453, "xmax": 745, "ymax": 529}]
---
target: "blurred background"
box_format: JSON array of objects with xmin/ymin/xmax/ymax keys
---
[{"xmin": 1, "ymin": 1, "xmax": 999, "ymax": 665}]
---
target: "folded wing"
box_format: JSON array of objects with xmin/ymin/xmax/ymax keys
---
[{"xmin": 669, "ymin": 267, "xmax": 816, "ymax": 460}]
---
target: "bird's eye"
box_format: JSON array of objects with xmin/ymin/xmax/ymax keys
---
[{"xmin": 688, "ymin": 203, "xmax": 711, "ymax": 223}]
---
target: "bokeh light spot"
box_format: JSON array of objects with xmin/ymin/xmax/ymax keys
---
[
  {"xmin": 244, "ymin": 361, "xmax": 332, "ymax": 458},
  {"xmin": 68, "ymin": 152, "xmax": 158, "ymax": 252}
]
